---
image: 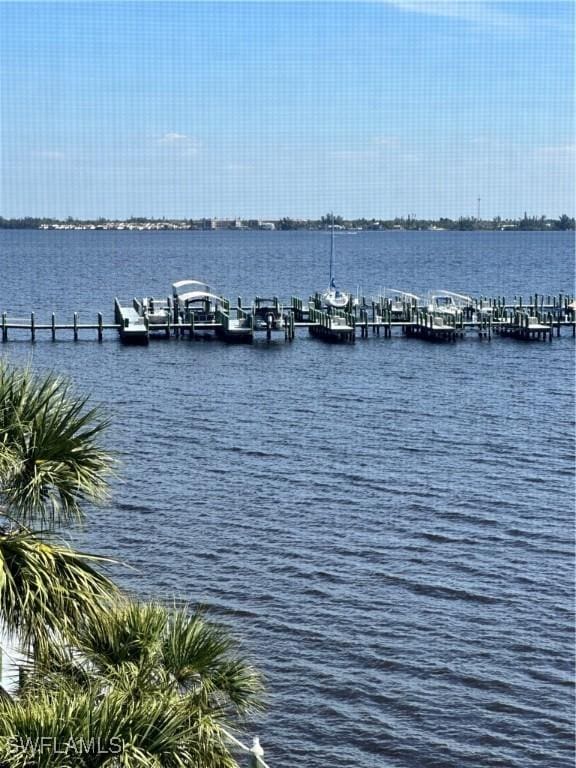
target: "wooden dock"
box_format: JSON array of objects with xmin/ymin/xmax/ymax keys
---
[
  {"xmin": 1, "ymin": 292, "xmax": 574, "ymax": 346},
  {"xmin": 114, "ymin": 299, "xmax": 149, "ymax": 344},
  {"xmin": 307, "ymin": 307, "xmax": 355, "ymax": 342},
  {"xmin": 1, "ymin": 311, "xmax": 118, "ymax": 342}
]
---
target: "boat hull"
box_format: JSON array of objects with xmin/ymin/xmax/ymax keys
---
[{"xmin": 322, "ymin": 290, "xmax": 349, "ymax": 309}]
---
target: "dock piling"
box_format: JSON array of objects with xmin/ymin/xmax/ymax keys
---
[{"xmin": 0, "ymin": 289, "xmax": 574, "ymax": 346}]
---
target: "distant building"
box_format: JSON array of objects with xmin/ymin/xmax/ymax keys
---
[
  {"xmin": 203, "ymin": 218, "xmax": 244, "ymax": 230},
  {"xmin": 259, "ymin": 221, "xmax": 276, "ymax": 230}
]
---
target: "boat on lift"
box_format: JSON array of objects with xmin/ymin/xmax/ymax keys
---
[
  {"xmin": 380, "ymin": 288, "xmax": 421, "ymax": 317},
  {"xmin": 321, "ymin": 215, "xmax": 350, "ymax": 310},
  {"xmin": 427, "ymin": 290, "xmax": 473, "ymax": 316},
  {"xmin": 172, "ymin": 279, "xmax": 224, "ymax": 324},
  {"xmin": 252, "ymin": 296, "xmax": 285, "ymax": 336}
]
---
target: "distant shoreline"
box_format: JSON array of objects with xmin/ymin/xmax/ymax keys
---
[{"xmin": 1, "ymin": 214, "xmax": 574, "ymax": 232}]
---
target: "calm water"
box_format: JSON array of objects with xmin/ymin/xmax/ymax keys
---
[{"xmin": 1, "ymin": 230, "xmax": 575, "ymax": 767}]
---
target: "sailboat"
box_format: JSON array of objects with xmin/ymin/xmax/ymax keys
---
[{"xmin": 321, "ymin": 214, "xmax": 350, "ymax": 310}]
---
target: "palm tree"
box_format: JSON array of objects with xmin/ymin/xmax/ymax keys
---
[
  {"xmin": 1, "ymin": 601, "xmax": 263, "ymax": 767},
  {"xmin": 74, "ymin": 601, "xmax": 263, "ymax": 713},
  {"xmin": 0, "ymin": 363, "xmax": 113, "ymax": 530},
  {"xmin": 0, "ymin": 365, "xmax": 265, "ymax": 766},
  {"xmin": 0, "ymin": 530, "xmax": 117, "ymax": 658},
  {"xmin": 0, "ymin": 363, "xmax": 117, "ymax": 675},
  {"xmin": 0, "ymin": 684, "xmax": 199, "ymax": 767}
]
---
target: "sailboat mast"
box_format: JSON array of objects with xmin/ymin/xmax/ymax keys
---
[{"xmin": 330, "ymin": 212, "xmax": 335, "ymax": 286}]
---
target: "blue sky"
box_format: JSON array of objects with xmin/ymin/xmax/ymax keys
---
[{"xmin": 1, "ymin": 1, "xmax": 573, "ymax": 219}]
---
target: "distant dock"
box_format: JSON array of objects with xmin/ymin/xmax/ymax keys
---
[{"xmin": 2, "ymin": 291, "xmax": 574, "ymax": 346}]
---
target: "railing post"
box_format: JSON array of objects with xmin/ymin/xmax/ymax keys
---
[{"xmin": 248, "ymin": 737, "xmax": 264, "ymax": 768}]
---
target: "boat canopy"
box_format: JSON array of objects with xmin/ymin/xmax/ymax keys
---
[
  {"xmin": 433, "ymin": 290, "xmax": 473, "ymax": 303},
  {"xmin": 172, "ymin": 279, "xmax": 211, "ymax": 296},
  {"xmin": 385, "ymin": 288, "xmax": 422, "ymax": 301},
  {"xmin": 177, "ymin": 291, "xmax": 223, "ymax": 305}
]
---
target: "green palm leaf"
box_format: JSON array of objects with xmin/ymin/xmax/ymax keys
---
[
  {"xmin": 0, "ymin": 529, "xmax": 118, "ymax": 653},
  {"xmin": 162, "ymin": 608, "xmax": 264, "ymax": 715},
  {"xmin": 0, "ymin": 363, "xmax": 114, "ymax": 529},
  {"xmin": 0, "ymin": 686, "xmax": 198, "ymax": 768}
]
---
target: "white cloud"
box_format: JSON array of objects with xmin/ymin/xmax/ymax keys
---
[
  {"xmin": 534, "ymin": 144, "xmax": 576, "ymax": 161},
  {"xmin": 372, "ymin": 135, "xmax": 401, "ymax": 147},
  {"xmin": 158, "ymin": 132, "xmax": 188, "ymax": 144},
  {"xmin": 383, "ymin": 1, "xmax": 549, "ymax": 34},
  {"xmin": 157, "ymin": 133, "xmax": 200, "ymax": 156}
]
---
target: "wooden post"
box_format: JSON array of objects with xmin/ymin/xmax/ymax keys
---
[
  {"xmin": 73, "ymin": 312, "xmax": 78, "ymax": 341},
  {"xmin": 51, "ymin": 313, "xmax": 56, "ymax": 341},
  {"xmin": 30, "ymin": 312, "xmax": 35, "ymax": 342},
  {"xmin": 97, "ymin": 312, "xmax": 103, "ymax": 342},
  {"xmin": 2, "ymin": 312, "xmax": 7, "ymax": 342}
]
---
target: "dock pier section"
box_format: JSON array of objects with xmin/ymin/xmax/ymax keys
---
[{"xmin": 1, "ymin": 292, "xmax": 574, "ymax": 346}]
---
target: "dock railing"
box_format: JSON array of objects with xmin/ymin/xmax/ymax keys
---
[{"xmin": 220, "ymin": 728, "xmax": 271, "ymax": 768}]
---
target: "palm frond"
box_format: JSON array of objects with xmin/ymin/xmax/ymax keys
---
[
  {"xmin": 0, "ymin": 529, "xmax": 118, "ymax": 653},
  {"xmin": 72, "ymin": 600, "xmax": 167, "ymax": 672},
  {"xmin": 0, "ymin": 686, "xmax": 200, "ymax": 768},
  {"xmin": 162, "ymin": 608, "xmax": 264, "ymax": 715},
  {"xmin": 0, "ymin": 363, "xmax": 114, "ymax": 529},
  {"xmin": 1, "ymin": 599, "xmax": 263, "ymax": 768}
]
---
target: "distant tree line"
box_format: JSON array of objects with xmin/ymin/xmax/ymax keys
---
[{"xmin": 1, "ymin": 213, "xmax": 574, "ymax": 230}]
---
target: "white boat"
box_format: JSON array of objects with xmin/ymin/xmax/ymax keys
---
[
  {"xmin": 140, "ymin": 297, "xmax": 171, "ymax": 328},
  {"xmin": 321, "ymin": 216, "xmax": 350, "ymax": 310},
  {"xmin": 380, "ymin": 288, "xmax": 421, "ymax": 316},
  {"xmin": 172, "ymin": 279, "xmax": 223, "ymax": 323},
  {"xmin": 252, "ymin": 297, "xmax": 284, "ymax": 334},
  {"xmin": 427, "ymin": 290, "xmax": 472, "ymax": 316}
]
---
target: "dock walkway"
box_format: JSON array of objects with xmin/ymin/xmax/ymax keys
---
[{"xmin": 2, "ymin": 292, "xmax": 574, "ymax": 346}]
